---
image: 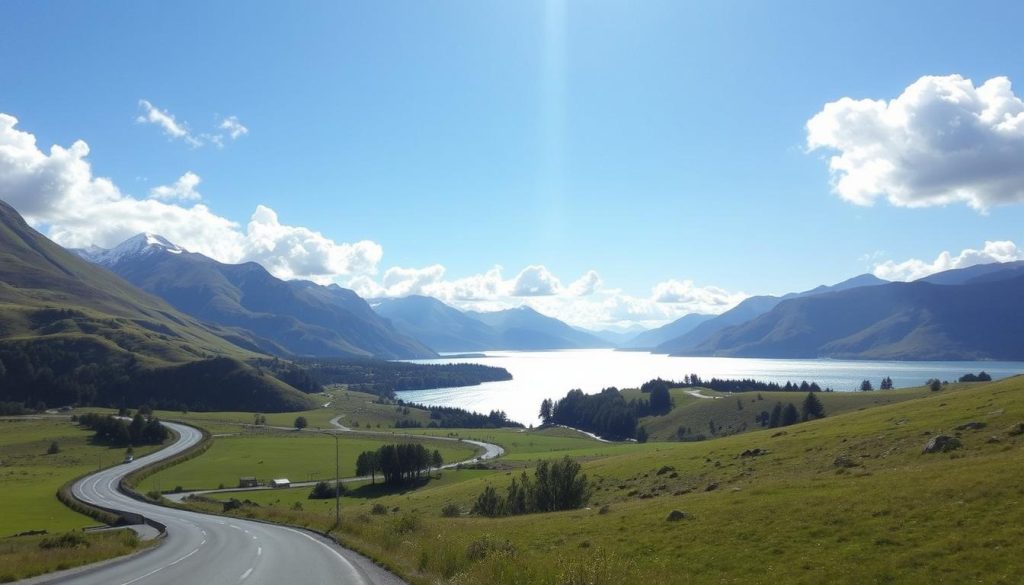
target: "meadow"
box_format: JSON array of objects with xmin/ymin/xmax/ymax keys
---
[{"xmin": 190, "ymin": 377, "xmax": 1024, "ymax": 584}]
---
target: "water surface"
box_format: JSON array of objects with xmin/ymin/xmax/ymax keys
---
[{"xmin": 398, "ymin": 349, "xmax": 1024, "ymax": 426}]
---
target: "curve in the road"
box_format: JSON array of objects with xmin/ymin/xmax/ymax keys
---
[{"xmin": 43, "ymin": 422, "xmax": 405, "ymax": 585}]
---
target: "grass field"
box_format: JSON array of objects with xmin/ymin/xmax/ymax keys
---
[
  {"xmin": 138, "ymin": 432, "xmax": 479, "ymax": 492},
  {"xmin": 630, "ymin": 384, "xmax": 935, "ymax": 441},
  {"xmin": 0, "ymin": 417, "xmax": 159, "ymax": 536},
  {"xmin": 188, "ymin": 377, "xmax": 1024, "ymax": 584},
  {"xmin": 0, "ymin": 528, "xmax": 153, "ymax": 583}
]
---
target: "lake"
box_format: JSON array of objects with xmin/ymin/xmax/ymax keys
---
[{"xmin": 398, "ymin": 349, "xmax": 1024, "ymax": 426}]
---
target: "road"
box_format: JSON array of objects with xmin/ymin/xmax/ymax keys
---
[{"xmin": 44, "ymin": 422, "xmax": 404, "ymax": 585}]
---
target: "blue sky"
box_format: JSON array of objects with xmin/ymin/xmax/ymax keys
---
[{"xmin": 2, "ymin": 1, "xmax": 1024, "ymax": 329}]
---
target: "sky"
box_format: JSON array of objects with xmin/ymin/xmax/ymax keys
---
[{"xmin": 2, "ymin": 1, "xmax": 1024, "ymax": 330}]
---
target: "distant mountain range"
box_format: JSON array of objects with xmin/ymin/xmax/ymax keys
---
[
  {"xmin": 654, "ymin": 274, "xmax": 890, "ymax": 355},
  {"xmin": 373, "ymin": 295, "xmax": 607, "ymax": 352},
  {"xmin": 619, "ymin": 313, "xmax": 714, "ymax": 349},
  {"xmin": 75, "ymin": 234, "xmax": 436, "ymax": 360},
  {"xmin": 0, "ymin": 201, "xmax": 314, "ymax": 412}
]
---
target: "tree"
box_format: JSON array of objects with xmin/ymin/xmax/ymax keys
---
[
  {"xmin": 309, "ymin": 481, "xmax": 344, "ymax": 499},
  {"xmin": 539, "ymin": 399, "xmax": 552, "ymax": 424},
  {"xmin": 781, "ymin": 403, "xmax": 800, "ymax": 427},
  {"xmin": 473, "ymin": 485, "xmax": 501, "ymax": 517},
  {"xmin": 880, "ymin": 377, "xmax": 894, "ymax": 390},
  {"xmin": 928, "ymin": 378, "xmax": 942, "ymax": 392},
  {"xmin": 356, "ymin": 451, "xmax": 378, "ymax": 484},
  {"xmin": 859, "ymin": 379, "xmax": 874, "ymax": 392},
  {"xmin": 636, "ymin": 426, "xmax": 648, "ymax": 443},
  {"xmin": 801, "ymin": 392, "xmax": 826, "ymax": 421},
  {"xmin": 769, "ymin": 402, "xmax": 783, "ymax": 428},
  {"xmin": 294, "ymin": 416, "xmax": 308, "ymax": 430},
  {"xmin": 431, "ymin": 449, "xmax": 443, "ymax": 472},
  {"xmin": 47, "ymin": 441, "xmax": 60, "ymax": 455}
]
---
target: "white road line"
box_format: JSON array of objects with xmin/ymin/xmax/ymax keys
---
[
  {"xmin": 240, "ymin": 568, "xmax": 253, "ymax": 581},
  {"xmin": 279, "ymin": 526, "xmax": 366, "ymax": 582},
  {"xmin": 257, "ymin": 546, "xmax": 262, "ymax": 556},
  {"xmin": 118, "ymin": 547, "xmax": 199, "ymax": 585}
]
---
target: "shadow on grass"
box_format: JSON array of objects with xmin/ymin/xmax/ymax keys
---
[{"xmin": 342, "ymin": 476, "xmax": 439, "ymax": 499}]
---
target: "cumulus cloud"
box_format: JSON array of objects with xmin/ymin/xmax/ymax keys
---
[
  {"xmin": 149, "ymin": 171, "xmax": 202, "ymax": 201},
  {"xmin": 651, "ymin": 278, "xmax": 747, "ymax": 309},
  {"xmin": 873, "ymin": 240, "xmax": 1024, "ymax": 281},
  {"xmin": 511, "ymin": 265, "xmax": 562, "ymax": 296},
  {"xmin": 136, "ymin": 100, "xmax": 247, "ymax": 148},
  {"xmin": 0, "ymin": 112, "xmax": 379, "ymax": 282},
  {"xmin": 807, "ymin": 74, "xmax": 1024, "ymax": 210},
  {"xmin": 567, "ymin": 270, "xmax": 602, "ymax": 296}
]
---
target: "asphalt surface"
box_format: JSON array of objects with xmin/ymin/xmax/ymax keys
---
[{"xmin": 43, "ymin": 422, "xmax": 405, "ymax": 585}]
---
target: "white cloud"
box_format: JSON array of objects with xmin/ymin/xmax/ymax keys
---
[
  {"xmin": 567, "ymin": 270, "xmax": 601, "ymax": 296},
  {"xmin": 651, "ymin": 278, "xmax": 747, "ymax": 309},
  {"xmin": 807, "ymin": 74, "xmax": 1024, "ymax": 210},
  {"xmin": 0, "ymin": 112, "xmax": 379, "ymax": 283},
  {"xmin": 137, "ymin": 100, "xmax": 202, "ymax": 147},
  {"xmin": 511, "ymin": 265, "xmax": 562, "ymax": 296},
  {"xmin": 136, "ymin": 100, "xmax": 247, "ymax": 148},
  {"xmin": 219, "ymin": 116, "xmax": 248, "ymax": 140},
  {"xmin": 873, "ymin": 240, "xmax": 1024, "ymax": 281},
  {"xmin": 149, "ymin": 171, "xmax": 202, "ymax": 201}
]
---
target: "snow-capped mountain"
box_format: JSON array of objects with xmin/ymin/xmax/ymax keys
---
[{"xmin": 74, "ymin": 233, "xmax": 184, "ymax": 266}]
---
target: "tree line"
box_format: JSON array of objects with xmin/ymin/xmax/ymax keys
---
[
  {"xmin": 543, "ymin": 388, "xmax": 638, "ymax": 440},
  {"xmin": 472, "ymin": 456, "xmax": 590, "ymax": 517},
  {"xmin": 284, "ymin": 357, "xmax": 512, "ymax": 398},
  {"xmin": 355, "ymin": 443, "xmax": 444, "ymax": 486},
  {"xmin": 76, "ymin": 412, "xmax": 169, "ymax": 447}
]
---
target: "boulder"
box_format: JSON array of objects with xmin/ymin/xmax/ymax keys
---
[
  {"xmin": 1007, "ymin": 422, "xmax": 1024, "ymax": 437},
  {"xmin": 954, "ymin": 421, "xmax": 987, "ymax": 431},
  {"xmin": 740, "ymin": 448, "xmax": 767, "ymax": 458},
  {"xmin": 833, "ymin": 454, "xmax": 859, "ymax": 468},
  {"xmin": 665, "ymin": 510, "xmax": 689, "ymax": 522},
  {"xmin": 922, "ymin": 435, "xmax": 962, "ymax": 454}
]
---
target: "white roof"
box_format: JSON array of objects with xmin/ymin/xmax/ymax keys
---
[{"xmin": 271, "ymin": 478, "xmax": 290, "ymax": 483}]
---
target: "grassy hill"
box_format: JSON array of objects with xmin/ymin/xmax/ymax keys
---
[
  {"xmin": 186, "ymin": 376, "xmax": 1024, "ymax": 583},
  {"xmin": 0, "ymin": 200, "xmax": 314, "ymax": 412}
]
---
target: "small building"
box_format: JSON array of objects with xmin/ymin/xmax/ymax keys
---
[
  {"xmin": 238, "ymin": 477, "xmax": 258, "ymax": 488},
  {"xmin": 270, "ymin": 478, "xmax": 291, "ymax": 488}
]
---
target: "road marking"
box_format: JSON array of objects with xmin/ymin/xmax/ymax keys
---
[
  {"xmin": 279, "ymin": 526, "xmax": 367, "ymax": 583},
  {"xmin": 240, "ymin": 568, "xmax": 253, "ymax": 581},
  {"xmin": 257, "ymin": 546, "xmax": 262, "ymax": 556},
  {"xmin": 118, "ymin": 547, "xmax": 199, "ymax": 585}
]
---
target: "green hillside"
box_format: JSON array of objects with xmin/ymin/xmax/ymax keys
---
[
  {"xmin": 194, "ymin": 375, "xmax": 1024, "ymax": 584},
  {"xmin": 0, "ymin": 200, "xmax": 314, "ymax": 412}
]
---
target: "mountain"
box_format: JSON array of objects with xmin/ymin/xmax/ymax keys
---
[
  {"xmin": 0, "ymin": 200, "xmax": 313, "ymax": 412},
  {"xmin": 619, "ymin": 313, "xmax": 713, "ymax": 349},
  {"xmin": 76, "ymin": 234, "xmax": 436, "ymax": 360},
  {"xmin": 373, "ymin": 296, "xmax": 610, "ymax": 351},
  {"xmin": 586, "ymin": 325, "xmax": 649, "ymax": 347},
  {"xmin": 682, "ymin": 274, "xmax": 1024, "ymax": 360},
  {"xmin": 655, "ymin": 274, "xmax": 889, "ymax": 354},
  {"xmin": 465, "ymin": 306, "xmax": 608, "ymax": 350},
  {"xmin": 372, "ymin": 295, "xmax": 500, "ymax": 352},
  {"xmin": 919, "ymin": 260, "xmax": 1024, "ymax": 286}
]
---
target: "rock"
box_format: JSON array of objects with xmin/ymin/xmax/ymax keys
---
[
  {"xmin": 986, "ymin": 436, "xmax": 1001, "ymax": 444},
  {"xmin": 833, "ymin": 454, "xmax": 859, "ymax": 468},
  {"xmin": 705, "ymin": 482, "xmax": 719, "ymax": 492},
  {"xmin": 922, "ymin": 435, "xmax": 962, "ymax": 454},
  {"xmin": 1007, "ymin": 422, "xmax": 1024, "ymax": 437},
  {"xmin": 665, "ymin": 510, "xmax": 689, "ymax": 522},
  {"xmin": 954, "ymin": 421, "xmax": 987, "ymax": 431},
  {"xmin": 740, "ymin": 448, "xmax": 767, "ymax": 458},
  {"xmin": 771, "ymin": 431, "xmax": 787, "ymax": 438}
]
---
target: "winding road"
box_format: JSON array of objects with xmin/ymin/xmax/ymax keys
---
[{"xmin": 45, "ymin": 422, "xmax": 404, "ymax": 585}]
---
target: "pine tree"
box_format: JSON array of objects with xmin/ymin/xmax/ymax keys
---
[
  {"xmin": 769, "ymin": 402, "xmax": 783, "ymax": 428},
  {"xmin": 801, "ymin": 392, "xmax": 826, "ymax": 421},
  {"xmin": 781, "ymin": 403, "xmax": 800, "ymax": 426}
]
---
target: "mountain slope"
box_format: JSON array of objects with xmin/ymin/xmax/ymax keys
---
[
  {"xmin": 620, "ymin": 313, "xmax": 713, "ymax": 349},
  {"xmin": 373, "ymin": 295, "xmax": 500, "ymax": 352},
  {"xmin": 466, "ymin": 306, "xmax": 608, "ymax": 350},
  {"xmin": 684, "ymin": 275, "xmax": 1024, "ymax": 360},
  {"xmin": 0, "ymin": 200, "xmax": 313, "ymax": 411},
  {"xmin": 655, "ymin": 274, "xmax": 889, "ymax": 354},
  {"xmin": 77, "ymin": 235, "xmax": 436, "ymax": 359}
]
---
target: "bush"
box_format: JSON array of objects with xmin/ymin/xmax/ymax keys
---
[
  {"xmin": 371, "ymin": 503, "xmax": 388, "ymax": 515},
  {"xmin": 441, "ymin": 502, "xmax": 462, "ymax": 517},
  {"xmin": 466, "ymin": 535, "xmax": 517, "ymax": 561},
  {"xmin": 308, "ymin": 481, "xmax": 345, "ymax": 499},
  {"xmin": 47, "ymin": 441, "xmax": 60, "ymax": 455},
  {"xmin": 39, "ymin": 532, "xmax": 89, "ymax": 549}
]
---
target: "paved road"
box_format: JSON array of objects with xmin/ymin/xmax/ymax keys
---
[{"xmin": 44, "ymin": 422, "xmax": 404, "ymax": 585}]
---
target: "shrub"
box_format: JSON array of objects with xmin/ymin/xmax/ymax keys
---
[
  {"xmin": 441, "ymin": 502, "xmax": 462, "ymax": 517},
  {"xmin": 47, "ymin": 441, "xmax": 60, "ymax": 455},
  {"xmin": 466, "ymin": 535, "xmax": 517, "ymax": 561},
  {"xmin": 308, "ymin": 481, "xmax": 345, "ymax": 499},
  {"xmin": 371, "ymin": 503, "xmax": 388, "ymax": 515},
  {"xmin": 39, "ymin": 532, "xmax": 89, "ymax": 549}
]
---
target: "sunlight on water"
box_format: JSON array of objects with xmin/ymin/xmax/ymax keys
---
[{"xmin": 399, "ymin": 349, "xmax": 1024, "ymax": 426}]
